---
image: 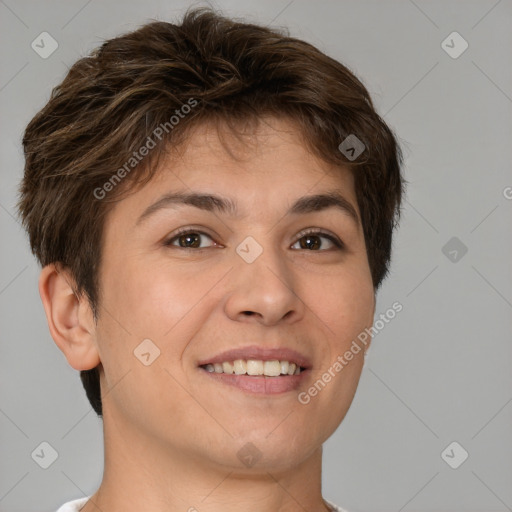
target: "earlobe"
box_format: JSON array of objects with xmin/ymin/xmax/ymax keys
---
[{"xmin": 38, "ymin": 264, "xmax": 100, "ymax": 371}]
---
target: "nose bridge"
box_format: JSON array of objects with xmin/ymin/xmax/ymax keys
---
[{"xmin": 224, "ymin": 231, "xmax": 303, "ymax": 324}]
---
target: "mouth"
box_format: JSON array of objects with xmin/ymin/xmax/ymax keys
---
[
  {"xmin": 199, "ymin": 359, "xmax": 307, "ymax": 376},
  {"xmin": 197, "ymin": 346, "xmax": 311, "ymax": 395}
]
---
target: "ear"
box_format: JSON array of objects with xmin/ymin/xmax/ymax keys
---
[{"xmin": 38, "ymin": 264, "xmax": 100, "ymax": 370}]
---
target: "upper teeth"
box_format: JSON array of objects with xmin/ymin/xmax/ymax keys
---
[{"xmin": 202, "ymin": 360, "xmax": 302, "ymax": 376}]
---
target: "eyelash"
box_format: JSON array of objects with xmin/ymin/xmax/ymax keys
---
[{"xmin": 163, "ymin": 226, "xmax": 344, "ymax": 251}]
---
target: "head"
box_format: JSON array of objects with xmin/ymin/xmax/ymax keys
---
[{"xmin": 18, "ymin": 7, "xmax": 404, "ymax": 471}]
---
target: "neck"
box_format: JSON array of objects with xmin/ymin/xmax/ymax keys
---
[{"xmin": 81, "ymin": 408, "xmax": 331, "ymax": 512}]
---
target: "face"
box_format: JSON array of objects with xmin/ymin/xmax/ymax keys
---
[{"xmin": 93, "ymin": 116, "xmax": 375, "ymax": 472}]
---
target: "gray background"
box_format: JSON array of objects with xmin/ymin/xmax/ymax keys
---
[{"xmin": 1, "ymin": 0, "xmax": 511, "ymax": 511}]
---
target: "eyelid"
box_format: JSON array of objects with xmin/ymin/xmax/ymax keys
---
[{"xmin": 295, "ymin": 227, "xmax": 343, "ymax": 245}]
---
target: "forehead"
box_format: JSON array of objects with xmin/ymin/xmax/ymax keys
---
[
  {"xmin": 172, "ymin": 115, "xmax": 343, "ymax": 174},
  {"xmin": 108, "ymin": 116, "xmax": 358, "ymax": 226}
]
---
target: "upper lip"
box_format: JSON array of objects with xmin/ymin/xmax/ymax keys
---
[{"xmin": 197, "ymin": 345, "xmax": 312, "ymax": 369}]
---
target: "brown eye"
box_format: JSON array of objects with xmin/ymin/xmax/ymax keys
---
[
  {"xmin": 292, "ymin": 230, "xmax": 344, "ymax": 251},
  {"xmin": 165, "ymin": 230, "xmax": 216, "ymax": 249},
  {"xmin": 163, "ymin": 228, "xmax": 343, "ymax": 251}
]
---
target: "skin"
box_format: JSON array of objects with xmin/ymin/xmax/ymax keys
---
[{"xmin": 39, "ymin": 116, "xmax": 376, "ymax": 512}]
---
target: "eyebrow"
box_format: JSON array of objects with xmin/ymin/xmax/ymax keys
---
[{"xmin": 135, "ymin": 190, "xmax": 360, "ymax": 228}]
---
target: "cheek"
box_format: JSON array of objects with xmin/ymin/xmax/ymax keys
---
[
  {"xmin": 310, "ymin": 264, "xmax": 375, "ymax": 339},
  {"xmin": 103, "ymin": 258, "xmax": 209, "ymax": 338},
  {"xmin": 99, "ymin": 259, "xmax": 229, "ymax": 388},
  {"xmin": 300, "ymin": 269, "xmax": 373, "ymax": 440},
  {"xmin": 95, "ymin": 261, "xmax": 211, "ymax": 421}
]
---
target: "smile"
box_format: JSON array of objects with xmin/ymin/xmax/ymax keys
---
[
  {"xmin": 198, "ymin": 360, "xmax": 310, "ymax": 394},
  {"xmin": 200, "ymin": 359, "xmax": 306, "ymax": 376}
]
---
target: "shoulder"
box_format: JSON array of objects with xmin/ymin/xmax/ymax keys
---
[{"xmin": 55, "ymin": 496, "xmax": 90, "ymax": 512}]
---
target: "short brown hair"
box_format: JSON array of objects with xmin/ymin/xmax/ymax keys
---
[{"xmin": 17, "ymin": 7, "xmax": 405, "ymax": 417}]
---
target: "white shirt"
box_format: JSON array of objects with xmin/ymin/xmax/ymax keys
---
[{"xmin": 56, "ymin": 496, "xmax": 351, "ymax": 511}]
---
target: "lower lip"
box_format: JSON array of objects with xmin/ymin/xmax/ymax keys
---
[{"xmin": 199, "ymin": 368, "xmax": 309, "ymax": 394}]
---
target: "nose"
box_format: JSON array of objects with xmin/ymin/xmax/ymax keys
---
[{"xmin": 223, "ymin": 238, "xmax": 306, "ymax": 326}]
